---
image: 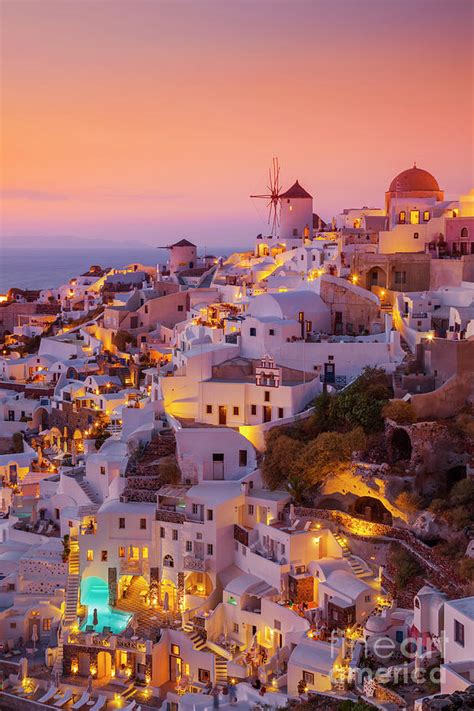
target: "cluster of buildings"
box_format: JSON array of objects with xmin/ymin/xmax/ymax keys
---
[{"xmin": 0, "ymin": 165, "xmax": 473, "ymax": 709}]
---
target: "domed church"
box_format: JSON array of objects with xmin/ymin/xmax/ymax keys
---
[{"xmin": 385, "ymin": 164, "xmax": 444, "ymax": 213}]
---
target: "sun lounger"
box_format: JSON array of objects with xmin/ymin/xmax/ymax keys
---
[
  {"xmin": 120, "ymin": 702, "xmax": 136, "ymax": 711},
  {"xmin": 54, "ymin": 688, "xmax": 73, "ymax": 707},
  {"xmin": 38, "ymin": 685, "xmax": 59, "ymax": 703},
  {"xmin": 89, "ymin": 695, "xmax": 107, "ymax": 711},
  {"xmin": 71, "ymin": 691, "xmax": 90, "ymax": 709}
]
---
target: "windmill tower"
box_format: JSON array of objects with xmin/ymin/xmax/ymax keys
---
[{"xmin": 251, "ymin": 159, "xmax": 313, "ymax": 249}]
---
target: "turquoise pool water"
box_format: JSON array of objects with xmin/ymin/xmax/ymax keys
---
[{"xmin": 80, "ymin": 577, "xmax": 131, "ymax": 634}]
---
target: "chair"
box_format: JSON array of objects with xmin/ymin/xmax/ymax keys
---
[
  {"xmin": 71, "ymin": 691, "xmax": 90, "ymax": 709},
  {"xmin": 54, "ymin": 688, "xmax": 73, "ymax": 707},
  {"xmin": 89, "ymin": 695, "xmax": 107, "ymax": 711},
  {"xmin": 38, "ymin": 685, "xmax": 59, "ymax": 703}
]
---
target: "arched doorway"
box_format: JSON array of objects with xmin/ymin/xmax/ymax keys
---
[
  {"xmin": 368, "ymin": 266, "xmax": 387, "ymax": 289},
  {"xmin": 389, "ymin": 428, "xmax": 412, "ymax": 463},
  {"xmin": 97, "ymin": 650, "xmax": 112, "ymax": 679},
  {"xmin": 351, "ymin": 496, "xmax": 393, "ymax": 524},
  {"xmin": 185, "ymin": 572, "xmax": 212, "ymax": 599},
  {"xmin": 160, "ymin": 579, "xmax": 177, "ymax": 611}
]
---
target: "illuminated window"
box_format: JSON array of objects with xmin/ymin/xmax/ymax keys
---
[
  {"xmin": 87, "ymin": 550, "xmax": 94, "ymax": 561},
  {"xmin": 398, "ymin": 211, "xmax": 406, "ymax": 224},
  {"xmin": 410, "ymin": 210, "xmax": 420, "ymax": 225},
  {"xmin": 43, "ymin": 618, "xmax": 52, "ymax": 631},
  {"xmin": 303, "ymin": 671, "xmax": 314, "ymax": 685},
  {"xmin": 171, "ymin": 644, "xmax": 180, "ymax": 656},
  {"xmin": 129, "ymin": 546, "xmax": 139, "ymax": 560},
  {"xmin": 423, "ymin": 211, "xmax": 430, "ymax": 222},
  {"xmin": 353, "ymin": 219, "xmax": 360, "ymax": 228},
  {"xmin": 142, "ymin": 546, "xmax": 148, "ymax": 559},
  {"xmin": 119, "ymin": 546, "xmax": 125, "ymax": 557}
]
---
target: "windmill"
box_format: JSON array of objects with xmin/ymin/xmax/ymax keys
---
[{"xmin": 250, "ymin": 157, "xmax": 282, "ymax": 236}]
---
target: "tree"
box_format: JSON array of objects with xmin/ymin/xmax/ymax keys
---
[
  {"xmin": 262, "ymin": 432, "xmax": 303, "ymax": 490},
  {"xmin": 296, "ymin": 427, "xmax": 367, "ymax": 482},
  {"xmin": 327, "ymin": 367, "xmax": 392, "ymax": 432},
  {"xmin": 388, "ymin": 543, "xmax": 422, "ymax": 589},
  {"xmin": 395, "ymin": 490, "xmax": 423, "ymax": 513},
  {"xmin": 382, "ymin": 400, "xmax": 417, "ymax": 425}
]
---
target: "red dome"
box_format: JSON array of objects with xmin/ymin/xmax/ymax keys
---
[{"xmin": 389, "ymin": 165, "xmax": 440, "ymax": 193}]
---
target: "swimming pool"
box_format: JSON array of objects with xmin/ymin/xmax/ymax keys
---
[{"xmin": 80, "ymin": 577, "xmax": 131, "ymax": 634}]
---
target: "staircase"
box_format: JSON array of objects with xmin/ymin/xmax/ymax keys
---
[
  {"xmin": 53, "ymin": 537, "xmax": 80, "ymax": 673},
  {"xmin": 77, "ymin": 478, "xmax": 101, "ymax": 504},
  {"xmin": 333, "ymin": 532, "xmax": 370, "ymax": 578},
  {"xmin": 182, "ymin": 620, "xmax": 207, "ymax": 650},
  {"xmin": 214, "ymin": 655, "xmax": 228, "ymax": 683}
]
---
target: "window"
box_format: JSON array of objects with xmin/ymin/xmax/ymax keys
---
[
  {"xmin": 206, "ymin": 404, "xmax": 212, "ymax": 414},
  {"xmin": 274, "ymin": 619, "xmax": 281, "ymax": 630},
  {"xmin": 423, "ymin": 211, "xmax": 430, "ymax": 222},
  {"xmin": 142, "ymin": 546, "xmax": 148, "ymax": 559},
  {"xmin": 100, "ymin": 466, "xmax": 106, "ymax": 475},
  {"xmin": 248, "ymin": 505, "xmax": 254, "ymax": 515},
  {"xmin": 414, "ymin": 232, "xmax": 419, "ymax": 239},
  {"xmin": 140, "ymin": 518, "xmax": 147, "ymax": 530},
  {"xmin": 398, "ymin": 211, "xmax": 406, "ymax": 224},
  {"xmin": 198, "ymin": 669, "xmax": 210, "ymax": 683},
  {"xmin": 365, "ymin": 595, "xmax": 371, "ymax": 602},
  {"xmin": 454, "ymin": 620, "xmax": 465, "ymax": 647},
  {"xmin": 410, "ymin": 210, "xmax": 420, "ymax": 225},
  {"xmin": 239, "ymin": 449, "xmax": 248, "ymax": 467},
  {"xmin": 177, "ymin": 304, "xmax": 184, "ymax": 312},
  {"xmin": 10, "ymin": 622, "xmax": 16, "ymax": 629},
  {"xmin": 278, "ymin": 407, "xmax": 284, "ymax": 419},
  {"xmin": 251, "ymin": 404, "xmax": 257, "ymax": 415},
  {"xmin": 207, "ymin": 509, "xmax": 213, "ymax": 521},
  {"xmin": 101, "ymin": 550, "xmax": 108, "ymax": 562},
  {"xmin": 192, "ymin": 503, "xmax": 199, "ymax": 515},
  {"xmin": 164, "ymin": 554, "xmax": 174, "ymax": 568},
  {"xmin": 43, "ymin": 618, "xmax": 52, "ymax": 632},
  {"xmin": 55, "ymin": 508, "xmax": 60, "ymax": 520},
  {"xmin": 119, "ymin": 517, "xmax": 125, "ymax": 529},
  {"xmin": 394, "ymin": 271, "xmax": 407, "ymax": 285},
  {"xmin": 207, "ymin": 544, "xmax": 213, "ymax": 556},
  {"xmin": 186, "ymin": 540, "xmax": 192, "ymax": 552},
  {"xmin": 249, "ymin": 327, "xmax": 256, "ymax": 337},
  {"xmin": 298, "ymin": 311, "xmax": 304, "ymax": 322},
  {"xmin": 264, "ymin": 390, "xmax": 270, "ymax": 402},
  {"xmin": 293, "ymin": 228, "xmax": 298, "ymax": 236},
  {"xmin": 172, "ymin": 529, "xmax": 178, "ymax": 541},
  {"xmin": 233, "ymin": 623, "xmax": 239, "ymax": 633},
  {"xmin": 233, "ymin": 406, "xmax": 239, "ymax": 416},
  {"xmin": 87, "ymin": 550, "xmax": 94, "ymax": 561},
  {"xmin": 269, "ymin": 329, "xmax": 275, "ymax": 336},
  {"xmin": 160, "ymin": 527, "xmax": 165, "ymax": 539},
  {"xmin": 461, "ymin": 227, "xmax": 469, "ymax": 239},
  {"xmin": 119, "ymin": 546, "xmax": 125, "ymax": 557},
  {"xmin": 171, "ymin": 644, "xmax": 180, "ymax": 656},
  {"xmin": 196, "ymin": 532, "xmax": 203, "ymax": 540},
  {"xmin": 303, "ymin": 671, "xmax": 314, "ymax": 685}
]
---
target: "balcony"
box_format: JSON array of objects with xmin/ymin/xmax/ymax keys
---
[
  {"xmin": 120, "ymin": 558, "xmax": 148, "ymax": 576},
  {"xmin": 183, "ymin": 555, "xmax": 206, "ymax": 572}
]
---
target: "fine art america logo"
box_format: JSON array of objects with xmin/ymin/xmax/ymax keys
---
[{"xmin": 329, "ymin": 630, "xmax": 444, "ymax": 688}]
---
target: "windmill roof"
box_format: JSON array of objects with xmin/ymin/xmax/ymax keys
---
[
  {"xmin": 280, "ymin": 180, "xmax": 312, "ymax": 199},
  {"xmin": 170, "ymin": 239, "xmax": 196, "ymax": 248}
]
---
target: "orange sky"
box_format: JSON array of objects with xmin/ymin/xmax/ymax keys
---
[{"xmin": 1, "ymin": 0, "xmax": 473, "ymax": 247}]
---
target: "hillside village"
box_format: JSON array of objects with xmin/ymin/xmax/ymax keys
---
[{"xmin": 0, "ymin": 166, "xmax": 473, "ymax": 711}]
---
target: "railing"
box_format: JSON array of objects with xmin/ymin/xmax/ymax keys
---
[
  {"xmin": 119, "ymin": 559, "xmax": 148, "ymax": 576},
  {"xmin": 183, "ymin": 555, "xmax": 206, "ymax": 572}
]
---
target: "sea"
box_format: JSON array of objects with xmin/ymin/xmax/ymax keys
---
[{"xmin": 0, "ymin": 245, "xmax": 230, "ymax": 292}]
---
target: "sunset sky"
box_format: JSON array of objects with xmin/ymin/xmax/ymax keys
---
[{"xmin": 1, "ymin": 0, "xmax": 473, "ymax": 249}]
